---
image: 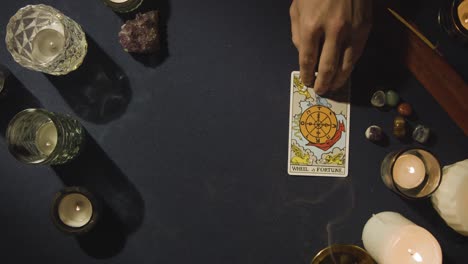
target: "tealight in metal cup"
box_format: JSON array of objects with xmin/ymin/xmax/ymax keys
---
[
  {"xmin": 51, "ymin": 186, "xmax": 99, "ymax": 234},
  {"xmin": 381, "ymin": 148, "xmax": 442, "ymax": 199},
  {"xmin": 6, "ymin": 108, "xmax": 84, "ymax": 165},
  {"xmin": 5, "ymin": 4, "xmax": 87, "ymax": 75}
]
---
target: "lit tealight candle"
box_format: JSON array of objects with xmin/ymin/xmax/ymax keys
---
[
  {"xmin": 35, "ymin": 121, "xmax": 58, "ymax": 156},
  {"xmin": 393, "ymin": 154, "xmax": 426, "ymax": 189},
  {"xmin": 58, "ymin": 193, "xmax": 93, "ymax": 228},
  {"xmin": 362, "ymin": 212, "xmax": 442, "ymax": 264},
  {"xmin": 52, "ymin": 187, "xmax": 99, "ymax": 234},
  {"xmin": 31, "ymin": 27, "xmax": 65, "ymax": 64},
  {"xmin": 103, "ymin": 0, "xmax": 143, "ymax": 13},
  {"xmin": 458, "ymin": 0, "xmax": 468, "ymax": 30}
]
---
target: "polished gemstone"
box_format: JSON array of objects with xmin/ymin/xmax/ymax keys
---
[
  {"xmin": 397, "ymin": 102, "xmax": 412, "ymax": 116},
  {"xmin": 371, "ymin": 90, "xmax": 386, "ymax": 107},
  {"xmin": 386, "ymin": 90, "xmax": 400, "ymax": 107},
  {"xmin": 393, "ymin": 116, "xmax": 406, "ymax": 138},
  {"xmin": 412, "ymin": 125, "xmax": 430, "ymax": 143},
  {"xmin": 365, "ymin": 125, "xmax": 384, "ymax": 142}
]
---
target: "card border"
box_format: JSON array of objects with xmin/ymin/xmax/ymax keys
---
[{"xmin": 287, "ymin": 71, "xmax": 350, "ymax": 177}]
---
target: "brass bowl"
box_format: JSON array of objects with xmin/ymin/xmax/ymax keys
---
[{"xmin": 311, "ymin": 245, "xmax": 375, "ymax": 264}]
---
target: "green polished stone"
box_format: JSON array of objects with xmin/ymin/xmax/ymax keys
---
[{"xmin": 386, "ymin": 90, "xmax": 400, "ymax": 107}]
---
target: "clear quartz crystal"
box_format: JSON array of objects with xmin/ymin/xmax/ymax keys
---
[{"xmin": 5, "ymin": 4, "xmax": 87, "ymax": 75}]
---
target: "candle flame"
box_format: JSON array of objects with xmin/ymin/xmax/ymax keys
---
[
  {"xmin": 49, "ymin": 41, "xmax": 56, "ymax": 50},
  {"xmin": 408, "ymin": 249, "xmax": 423, "ymax": 263},
  {"xmin": 75, "ymin": 205, "xmax": 81, "ymax": 211},
  {"xmin": 409, "ymin": 166, "xmax": 416, "ymax": 174}
]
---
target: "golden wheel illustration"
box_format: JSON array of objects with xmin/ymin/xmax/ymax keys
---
[{"xmin": 299, "ymin": 105, "xmax": 338, "ymax": 145}]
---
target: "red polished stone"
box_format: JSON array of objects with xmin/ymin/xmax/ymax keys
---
[{"xmin": 397, "ymin": 102, "xmax": 412, "ymax": 116}]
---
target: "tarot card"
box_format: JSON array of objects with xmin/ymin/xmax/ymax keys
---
[{"xmin": 287, "ymin": 71, "xmax": 350, "ymax": 177}]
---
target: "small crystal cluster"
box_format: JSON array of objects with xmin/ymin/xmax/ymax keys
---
[
  {"xmin": 367, "ymin": 88, "xmax": 430, "ymax": 143},
  {"xmin": 119, "ymin": 10, "xmax": 160, "ymax": 53}
]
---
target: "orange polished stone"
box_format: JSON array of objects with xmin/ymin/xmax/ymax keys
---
[{"xmin": 397, "ymin": 102, "xmax": 412, "ymax": 116}]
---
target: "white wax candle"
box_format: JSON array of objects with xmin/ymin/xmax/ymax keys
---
[
  {"xmin": 393, "ymin": 154, "xmax": 426, "ymax": 189},
  {"xmin": 58, "ymin": 193, "xmax": 93, "ymax": 228},
  {"xmin": 31, "ymin": 28, "xmax": 65, "ymax": 63},
  {"xmin": 362, "ymin": 212, "xmax": 442, "ymax": 264},
  {"xmin": 432, "ymin": 159, "xmax": 468, "ymax": 235},
  {"xmin": 110, "ymin": 0, "xmax": 129, "ymax": 3},
  {"xmin": 35, "ymin": 121, "xmax": 57, "ymax": 155}
]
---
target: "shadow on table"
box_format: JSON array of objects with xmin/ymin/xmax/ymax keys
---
[
  {"xmin": 52, "ymin": 131, "xmax": 145, "ymax": 259},
  {"xmin": 351, "ymin": 2, "xmax": 419, "ymax": 106},
  {"xmin": 46, "ymin": 36, "xmax": 131, "ymax": 124},
  {"xmin": 0, "ymin": 74, "xmax": 42, "ymax": 137},
  {"xmin": 117, "ymin": 0, "xmax": 171, "ymax": 67}
]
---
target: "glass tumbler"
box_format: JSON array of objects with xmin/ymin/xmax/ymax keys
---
[
  {"xmin": 381, "ymin": 148, "xmax": 442, "ymax": 199},
  {"xmin": 6, "ymin": 108, "xmax": 85, "ymax": 165},
  {"xmin": 5, "ymin": 4, "xmax": 87, "ymax": 75}
]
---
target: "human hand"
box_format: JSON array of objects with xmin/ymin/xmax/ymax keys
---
[{"xmin": 290, "ymin": 0, "xmax": 372, "ymax": 95}]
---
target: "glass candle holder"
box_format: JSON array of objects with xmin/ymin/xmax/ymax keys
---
[
  {"xmin": 0, "ymin": 65, "xmax": 10, "ymax": 95},
  {"xmin": 311, "ymin": 245, "xmax": 375, "ymax": 264},
  {"xmin": 6, "ymin": 108, "xmax": 84, "ymax": 165},
  {"xmin": 381, "ymin": 148, "xmax": 442, "ymax": 199},
  {"xmin": 103, "ymin": 0, "xmax": 143, "ymax": 13},
  {"xmin": 5, "ymin": 4, "xmax": 87, "ymax": 75},
  {"xmin": 51, "ymin": 186, "xmax": 99, "ymax": 234},
  {"xmin": 439, "ymin": 0, "xmax": 468, "ymax": 42}
]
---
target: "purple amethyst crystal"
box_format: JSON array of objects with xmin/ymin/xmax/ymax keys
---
[{"xmin": 119, "ymin": 10, "xmax": 160, "ymax": 53}]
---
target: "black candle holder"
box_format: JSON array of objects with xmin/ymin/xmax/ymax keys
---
[{"xmin": 51, "ymin": 186, "xmax": 100, "ymax": 235}]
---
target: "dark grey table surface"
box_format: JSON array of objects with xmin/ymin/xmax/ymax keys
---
[{"xmin": 0, "ymin": 0, "xmax": 467, "ymax": 263}]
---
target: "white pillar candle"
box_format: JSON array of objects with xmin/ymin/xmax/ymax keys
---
[
  {"xmin": 362, "ymin": 212, "xmax": 442, "ymax": 264},
  {"xmin": 58, "ymin": 193, "xmax": 93, "ymax": 228},
  {"xmin": 110, "ymin": 0, "xmax": 129, "ymax": 3},
  {"xmin": 393, "ymin": 154, "xmax": 426, "ymax": 189},
  {"xmin": 35, "ymin": 121, "xmax": 58, "ymax": 155},
  {"xmin": 31, "ymin": 28, "xmax": 65, "ymax": 63}
]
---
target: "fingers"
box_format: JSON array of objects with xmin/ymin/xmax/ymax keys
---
[
  {"xmin": 331, "ymin": 26, "xmax": 371, "ymax": 91},
  {"xmin": 298, "ymin": 24, "xmax": 320, "ymax": 87},
  {"xmin": 331, "ymin": 45, "xmax": 353, "ymax": 91},
  {"xmin": 314, "ymin": 32, "xmax": 341, "ymax": 95}
]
